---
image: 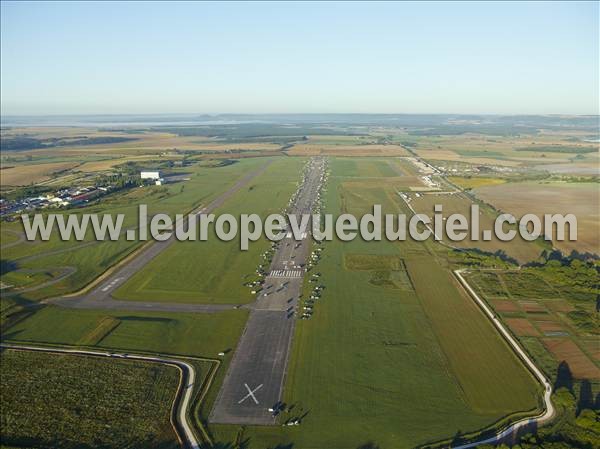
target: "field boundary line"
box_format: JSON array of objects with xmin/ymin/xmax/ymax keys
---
[
  {"xmin": 449, "ymin": 269, "xmax": 555, "ymax": 448},
  {"xmin": 0, "ymin": 343, "xmax": 201, "ymax": 449}
]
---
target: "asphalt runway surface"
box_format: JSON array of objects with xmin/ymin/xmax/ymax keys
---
[{"xmin": 210, "ymin": 157, "xmax": 325, "ymax": 425}]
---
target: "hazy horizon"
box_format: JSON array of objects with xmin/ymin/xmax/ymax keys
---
[{"xmin": 1, "ymin": 2, "xmax": 598, "ymax": 116}]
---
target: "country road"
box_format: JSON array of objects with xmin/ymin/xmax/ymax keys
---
[
  {"xmin": 451, "ymin": 269, "xmax": 555, "ymax": 448},
  {"xmin": 398, "ymin": 165, "xmax": 555, "ymax": 447},
  {"xmin": 0, "ymin": 343, "xmax": 201, "ymax": 449}
]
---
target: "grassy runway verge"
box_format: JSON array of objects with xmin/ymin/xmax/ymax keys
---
[{"xmin": 113, "ymin": 157, "xmax": 305, "ymax": 304}]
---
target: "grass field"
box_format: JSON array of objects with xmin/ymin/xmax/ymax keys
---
[
  {"xmin": 113, "ymin": 157, "xmax": 305, "ymax": 303},
  {"xmin": 1, "ymin": 349, "xmax": 180, "ymax": 449},
  {"xmin": 208, "ymin": 157, "xmax": 542, "ymax": 449},
  {"xmin": 0, "ymin": 157, "xmax": 268, "ymax": 305},
  {"xmin": 1, "ymin": 304, "xmax": 249, "ymax": 447},
  {"xmin": 3, "ymin": 305, "xmax": 248, "ymax": 357}
]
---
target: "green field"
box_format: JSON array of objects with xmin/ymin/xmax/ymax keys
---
[
  {"xmin": 206, "ymin": 157, "xmax": 543, "ymax": 449},
  {"xmin": 113, "ymin": 157, "xmax": 305, "ymax": 303},
  {"xmin": 0, "ymin": 158, "xmax": 267, "ymax": 309},
  {"xmin": 3, "ymin": 305, "xmax": 248, "ymax": 357},
  {"xmin": 1, "ymin": 349, "xmax": 180, "ymax": 449}
]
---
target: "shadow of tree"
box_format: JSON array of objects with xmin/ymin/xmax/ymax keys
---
[
  {"xmin": 356, "ymin": 442, "xmax": 381, "ymax": 449},
  {"xmin": 577, "ymin": 379, "xmax": 594, "ymax": 414},
  {"xmin": 554, "ymin": 360, "xmax": 574, "ymax": 392},
  {"xmin": 1, "ymin": 259, "xmax": 18, "ymax": 275}
]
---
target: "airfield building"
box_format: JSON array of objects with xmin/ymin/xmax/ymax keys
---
[{"xmin": 140, "ymin": 170, "xmax": 161, "ymax": 180}]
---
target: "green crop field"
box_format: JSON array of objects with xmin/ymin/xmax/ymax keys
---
[
  {"xmin": 1, "ymin": 349, "xmax": 180, "ymax": 449},
  {"xmin": 113, "ymin": 157, "xmax": 305, "ymax": 304},
  {"xmin": 206, "ymin": 158, "xmax": 543, "ymax": 449}
]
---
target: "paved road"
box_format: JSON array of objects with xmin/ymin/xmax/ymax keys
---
[
  {"xmin": 0, "ymin": 343, "xmax": 201, "ymax": 449},
  {"xmin": 209, "ymin": 157, "xmax": 326, "ymax": 425},
  {"xmin": 451, "ymin": 269, "xmax": 554, "ymax": 448},
  {"xmin": 0, "ymin": 229, "xmax": 26, "ymax": 250},
  {"xmin": 2, "ymin": 266, "xmax": 76, "ymax": 297},
  {"xmin": 49, "ymin": 160, "xmax": 273, "ymax": 312}
]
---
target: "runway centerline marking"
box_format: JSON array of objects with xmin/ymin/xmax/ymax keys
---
[{"xmin": 238, "ymin": 383, "xmax": 263, "ymax": 405}]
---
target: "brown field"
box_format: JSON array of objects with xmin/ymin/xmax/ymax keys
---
[
  {"xmin": 1, "ymin": 127, "xmax": 283, "ymax": 160},
  {"xmin": 416, "ymin": 148, "xmax": 523, "ymax": 167},
  {"xmin": 580, "ymin": 339, "xmax": 600, "ymax": 361},
  {"xmin": 409, "ymin": 192, "xmax": 543, "ymax": 263},
  {"xmin": 289, "ymin": 144, "xmax": 409, "ymax": 157},
  {"xmin": 505, "ymin": 318, "xmax": 540, "ymax": 337},
  {"xmin": 532, "ymin": 162, "xmax": 599, "ymax": 175},
  {"xmin": 518, "ymin": 301, "xmax": 547, "ymax": 313},
  {"xmin": 492, "ymin": 300, "xmax": 520, "ymax": 312},
  {"xmin": 0, "ymin": 162, "xmax": 80, "ymax": 186},
  {"xmin": 542, "ymin": 338, "xmax": 600, "ymax": 379},
  {"xmin": 414, "ymin": 133, "xmax": 596, "ymax": 168},
  {"xmin": 474, "ymin": 181, "xmax": 600, "ymax": 255},
  {"xmin": 534, "ymin": 320, "xmax": 566, "ymax": 334}
]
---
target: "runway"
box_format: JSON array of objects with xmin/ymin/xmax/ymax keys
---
[
  {"xmin": 209, "ymin": 157, "xmax": 326, "ymax": 425},
  {"xmin": 49, "ymin": 160, "xmax": 273, "ymax": 312}
]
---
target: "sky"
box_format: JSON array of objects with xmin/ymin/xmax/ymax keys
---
[{"xmin": 1, "ymin": 1, "xmax": 598, "ymax": 116}]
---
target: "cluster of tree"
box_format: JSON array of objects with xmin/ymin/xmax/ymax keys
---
[
  {"xmin": 477, "ymin": 381, "xmax": 599, "ymax": 449},
  {"xmin": 1, "ymin": 135, "xmax": 137, "ymax": 152},
  {"xmin": 95, "ymin": 173, "xmax": 143, "ymax": 190},
  {"xmin": 525, "ymin": 253, "xmax": 599, "ymax": 297},
  {"xmin": 515, "ymin": 145, "xmax": 597, "ymax": 154},
  {"xmin": 449, "ymin": 248, "xmax": 518, "ymax": 269}
]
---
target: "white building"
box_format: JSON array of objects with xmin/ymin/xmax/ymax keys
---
[{"xmin": 141, "ymin": 170, "xmax": 161, "ymax": 180}]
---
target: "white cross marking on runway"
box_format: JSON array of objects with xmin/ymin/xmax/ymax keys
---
[{"xmin": 238, "ymin": 383, "xmax": 263, "ymax": 404}]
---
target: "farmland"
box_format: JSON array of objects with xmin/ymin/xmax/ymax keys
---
[
  {"xmin": 473, "ymin": 180, "xmax": 600, "ymax": 255},
  {"xmin": 1, "ymin": 349, "xmax": 180, "ymax": 449},
  {"xmin": 1, "ymin": 116, "xmax": 598, "ymax": 449},
  {"xmin": 408, "ymin": 190, "xmax": 545, "ymax": 263},
  {"xmin": 464, "ymin": 260, "xmax": 599, "ymax": 384}
]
